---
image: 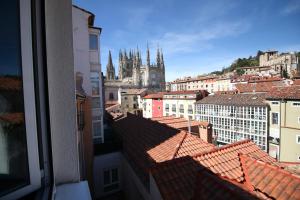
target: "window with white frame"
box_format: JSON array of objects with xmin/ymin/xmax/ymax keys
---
[
  {"xmin": 103, "ymin": 168, "xmax": 120, "ymax": 193},
  {"xmin": 0, "ymin": 0, "xmax": 41, "ymax": 198}
]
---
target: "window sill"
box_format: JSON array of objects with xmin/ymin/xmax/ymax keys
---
[{"xmin": 55, "ymin": 181, "xmax": 91, "ymax": 200}]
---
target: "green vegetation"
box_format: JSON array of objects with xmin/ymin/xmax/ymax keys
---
[{"xmin": 211, "ymin": 50, "xmax": 263, "ymax": 75}]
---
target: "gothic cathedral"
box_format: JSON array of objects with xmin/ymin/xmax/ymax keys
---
[{"xmin": 105, "ymin": 45, "xmax": 165, "ymax": 90}]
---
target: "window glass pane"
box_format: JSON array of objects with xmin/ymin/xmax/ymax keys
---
[
  {"xmin": 0, "ymin": 0, "xmax": 30, "ymax": 196},
  {"xmin": 111, "ymin": 168, "xmax": 118, "ymax": 183},
  {"xmin": 103, "ymin": 170, "xmax": 110, "ymax": 185},
  {"xmin": 89, "ymin": 34, "xmax": 98, "ymax": 50},
  {"xmin": 91, "ymin": 80, "xmax": 99, "ymax": 95}
]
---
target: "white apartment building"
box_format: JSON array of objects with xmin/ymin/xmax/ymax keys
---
[
  {"xmin": 163, "ymin": 91, "xmax": 208, "ymax": 120},
  {"xmin": 73, "ymin": 5, "xmax": 104, "ymax": 143},
  {"xmin": 195, "ymin": 94, "xmax": 269, "ymax": 151}
]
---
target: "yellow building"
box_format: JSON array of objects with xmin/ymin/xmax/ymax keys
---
[{"xmin": 267, "ymin": 85, "xmax": 300, "ymax": 162}]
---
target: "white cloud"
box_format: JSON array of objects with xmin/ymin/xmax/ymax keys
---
[{"xmin": 150, "ymin": 20, "xmax": 251, "ymax": 55}]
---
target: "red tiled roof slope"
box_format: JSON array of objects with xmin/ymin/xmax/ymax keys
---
[
  {"xmin": 266, "ymin": 85, "xmax": 300, "ymax": 100},
  {"xmin": 113, "ymin": 114, "xmax": 214, "ymax": 186},
  {"xmin": 192, "ymin": 170, "xmax": 258, "ymax": 200},
  {"xmin": 193, "ymin": 140, "xmax": 277, "ymax": 182},
  {"xmin": 0, "ymin": 77, "xmax": 22, "ymax": 91},
  {"xmin": 0, "ymin": 113, "xmax": 24, "ymax": 124},
  {"xmin": 240, "ymin": 155, "xmax": 300, "ymax": 200},
  {"xmin": 151, "ymin": 140, "xmax": 279, "ymax": 200}
]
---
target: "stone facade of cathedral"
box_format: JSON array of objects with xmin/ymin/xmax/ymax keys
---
[{"xmin": 105, "ymin": 45, "xmax": 166, "ymax": 90}]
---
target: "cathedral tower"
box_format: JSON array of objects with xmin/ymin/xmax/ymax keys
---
[{"xmin": 106, "ymin": 50, "xmax": 115, "ymax": 80}]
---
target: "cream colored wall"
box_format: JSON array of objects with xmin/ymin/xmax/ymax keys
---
[
  {"xmin": 280, "ymin": 128, "xmax": 300, "ymax": 162},
  {"xmin": 268, "ymin": 100, "xmax": 300, "ymax": 162}
]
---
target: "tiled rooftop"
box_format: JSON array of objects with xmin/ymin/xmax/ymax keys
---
[
  {"xmin": 0, "ymin": 77, "xmax": 22, "ymax": 91},
  {"xmin": 235, "ymin": 81, "xmax": 287, "ymax": 93},
  {"xmin": 151, "ymin": 140, "xmax": 281, "ymax": 200},
  {"xmin": 196, "ymin": 93, "xmax": 268, "ymax": 106},
  {"xmin": 240, "ymin": 155, "xmax": 300, "ymax": 200},
  {"xmin": 266, "ymin": 85, "xmax": 300, "ymax": 100},
  {"xmin": 113, "ymin": 114, "xmax": 214, "ymax": 186},
  {"xmin": 151, "ymin": 116, "xmax": 210, "ymax": 133},
  {"xmin": 143, "ymin": 92, "xmax": 166, "ymax": 99},
  {"xmin": 0, "ymin": 112, "xmax": 24, "ymax": 125}
]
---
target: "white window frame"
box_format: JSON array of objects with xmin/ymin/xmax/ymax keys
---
[
  {"xmin": 92, "ymin": 120, "xmax": 102, "ymax": 141},
  {"xmin": 296, "ymin": 135, "xmax": 300, "ymax": 144},
  {"xmin": 103, "ymin": 167, "xmax": 120, "ymax": 193},
  {"xmin": 2, "ymin": 0, "xmax": 41, "ymax": 199}
]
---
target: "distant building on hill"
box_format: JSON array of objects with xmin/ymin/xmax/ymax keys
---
[{"xmin": 259, "ymin": 50, "xmax": 299, "ymax": 77}]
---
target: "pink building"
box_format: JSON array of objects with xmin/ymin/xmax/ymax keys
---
[{"xmin": 142, "ymin": 92, "xmax": 165, "ymax": 118}]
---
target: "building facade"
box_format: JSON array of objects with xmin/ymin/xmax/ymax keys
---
[
  {"xmin": 72, "ymin": 5, "xmax": 104, "ymax": 143},
  {"xmin": 118, "ymin": 88, "xmax": 147, "ymax": 114},
  {"xmin": 195, "ymin": 94, "xmax": 269, "ymax": 151},
  {"xmin": 105, "ymin": 46, "xmax": 166, "ymax": 89},
  {"xmin": 259, "ymin": 50, "xmax": 299, "ymax": 77},
  {"xmin": 142, "ymin": 93, "xmax": 164, "ymax": 118},
  {"xmin": 163, "ymin": 90, "xmax": 208, "ymax": 120},
  {"xmin": 266, "ymin": 85, "xmax": 300, "ymax": 162}
]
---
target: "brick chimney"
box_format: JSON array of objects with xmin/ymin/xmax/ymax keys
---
[{"xmin": 198, "ymin": 121, "xmax": 212, "ymax": 143}]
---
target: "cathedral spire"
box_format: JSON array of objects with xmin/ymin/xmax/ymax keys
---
[
  {"xmin": 156, "ymin": 47, "xmax": 161, "ymax": 67},
  {"xmin": 160, "ymin": 49, "xmax": 165, "ymax": 69},
  {"xmin": 106, "ymin": 50, "xmax": 115, "ymax": 80},
  {"xmin": 146, "ymin": 42, "xmax": 150, "ymax": 67},
  {"xmin": 119, "ymin": 49, "xmax": 122, "ymax": 61}
]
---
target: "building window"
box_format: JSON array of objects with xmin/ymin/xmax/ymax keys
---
[
  {"xmin": 172, "ymin": 104, "xmax": 176, "ymax": 112},
  {"xmin": 165, "ymin": 104, "xmax": 169, "ymax": 112},
  {"xmin": 92, "ymin": 97, "xmax": 101, "ymax": 108},
  {"xmin": 109, "ymin": 93, "xmax": 114, "ymax": 100},
  {"xmin": 297, "ymin": 135, "xmax": 300, "ymax": 144},
  {"xmin": 89, "ymin": 34, "xmax": 98, "ymax": 50},
  {"xmin": 271, "ymin": 112, "xmax": 279, "ymax": 125},
  {"xmin": 0, "ymin": 0, "xmax": 41, "ymax": 198},
  {"xmin": 91, "ymin": 80, "xmax": 100, "ymax": 95},
  {"xmin": 271, "ymin": 101, "xmax": 279, "ymax": 105},
  {"xmin": 188, "ymin": 105, "xmax": 193, "ymax": 114},
  {"xmin": 179, "ymin": 104, "xmax": 184, "ymax": 113},
  {"xmin": 92, "ymin": 121, "xmax": 102, "ymax": 141},
  {"xmin": 292, "ymin": 102, "xmax": 300, "ymax": 107},
  {"xmin": 103, "ymin": 168, "xmax": 120, "ymax": 193},
  {"xmin": 158, "ymin": 106, "xmax": 161, "ymax": 110}
]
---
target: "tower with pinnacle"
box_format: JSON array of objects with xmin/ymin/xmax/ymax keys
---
[
  {"xmin": 106, "ymin": 51, "xmax": 115, "ymax": 80},
  {"xmin": 105, "ymin": 43, "xmax": 166, "ymax": 90}
]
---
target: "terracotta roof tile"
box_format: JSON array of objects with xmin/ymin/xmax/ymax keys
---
[
  {"xmin": 235, "ymin": 81, "xmax": 287, "ymax": 93},
  {"xmin": 240, "ymin": 154, "xmax": 300, "ymax": 200},
  {"xmin": 196, "ymin": 93, "xmax": 268, "ymax": 106},
  {"xmin": 0, "ymin": 77, "xmax": 22, "ymax": 91},
  {"xmin": 113, "ymin": 114, "xmax": 214, "ymax": 186},
  {"xmin": 0, "ymin": 113, "xmax": 24, "ymax": 124},
  {"xmin": 151, "ymin": 140, "xmax": 278, "ymax": 200},
  {"xmin": 266, "ymin": 85, "xmax": 300, "ymax": 100},
  {"xmin": 143, "ymin": 92, "xmax": 166, "ymax": 99}
]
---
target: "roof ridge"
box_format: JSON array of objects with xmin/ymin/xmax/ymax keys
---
[
  {"xmin": 239, "ymin": 154, "xmax": 255, "ymax": 191},
  {"xmin": 192, "ymin": 139, "xmax": 253, "ymax": 158},
  {"xmin": 240, "ymin": 154, "xmax": 300, "ymax": 181},
  {"xmin": 170, "ymin": 131, "xmax": 188, "ymax": 159}
]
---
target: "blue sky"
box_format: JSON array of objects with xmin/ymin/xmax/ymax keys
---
[{"xmin": 73, "ymin": 0, "xmax": 300, "ymax": 81}]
